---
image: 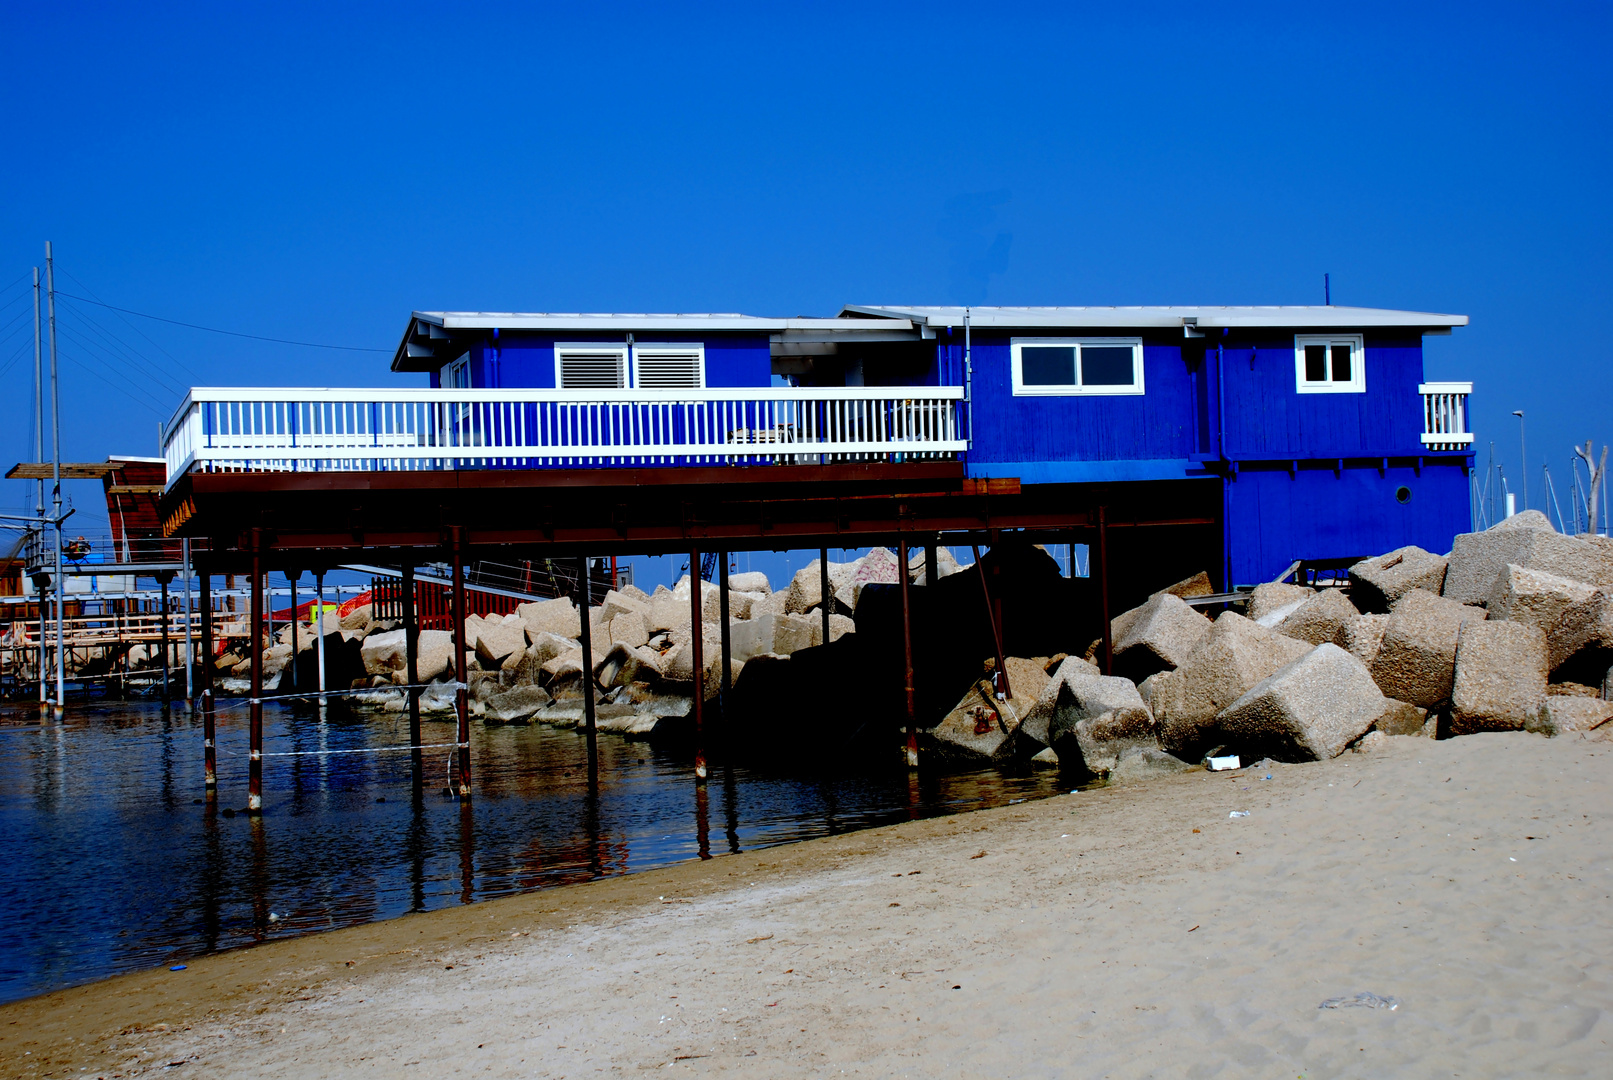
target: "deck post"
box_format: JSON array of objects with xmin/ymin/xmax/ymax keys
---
[
  {"xmin": 898, "ymin": 537, "xmax": 918, "ymax": 768},
  {"xmin": 402, "ymin": 562, "xmax": 420, "ymax": 770},
  {"xmin": 970, "ymin": 544, "xmax": 1011, "ymax": 701},
  {"xmin": 689, "ymin": 547, "xmax": 707, "ymax": 782},
  {"xmin": 198, "ymin": 558, "xmax": 216, "ymax": 792},
  {"xmin": 576, "ymin": 555, "xmax": 597, "ymax": 748},
  {"xmin": 1097, "ymin": 505, "xmax": 1113, "ymax": 676},
  {"xmin": 159, "ymin": 572, "xmax": 172, "ymax": 707},
  {"xmin": 314, "ymin": 570, "xmax": 327, "ymax": 706},
  {"xmin": 181, "ymin": 538, "xmax": 194, "ymax": 706},
  {"xmin": 924, "ymin": 542, "xmax": 938, "ymax": 587},
  {"xmin": 450, "ymin": 526, "xmax": 471, "ymax": 799},
  {"xmin": 717, "ymin": 552, "xmax": 732, "ymax": 694},
  {"xmin": 248, "ymin": 530, "xmax": 264, "ymax": 814},
  {"xmin": 286, "ymin": 569, "xmax": 299, "ymax": 691},
  {"xmin": 819, "ymin": 547, "xmax": 831, "ymax": 645}
]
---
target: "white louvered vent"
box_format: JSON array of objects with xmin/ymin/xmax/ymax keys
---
[
  {"xmin": 635, "ymin": 351, "xmax": 704, "ymax": 389},
  {"xmin": 558, "ymin": 350, "xmax": 626, "ymax": 389}
]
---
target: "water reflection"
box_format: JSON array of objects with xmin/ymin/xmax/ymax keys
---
[{"xmin": 0, "ymin": 700, "xmax": 1074, "ymax": 1005}]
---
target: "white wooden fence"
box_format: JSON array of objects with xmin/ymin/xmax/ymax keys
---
[{"xmin": 1419, "ymin": 382, "xmax": 1474, "ymax": 451}]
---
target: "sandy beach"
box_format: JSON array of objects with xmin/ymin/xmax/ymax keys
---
[{"xmin": 4, "ymin": 729, "xmax": 1610, "ymax": 1078}]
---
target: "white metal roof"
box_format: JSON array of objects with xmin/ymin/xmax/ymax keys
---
[
  {"xmin": 840, "ymin": 305, "xmax": 1469, "ymax": 330},
  {"xmin": 413, "ymin": 311, "xmax": 912, "ymax": 332}
]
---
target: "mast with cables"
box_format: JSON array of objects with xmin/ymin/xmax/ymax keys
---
[{"xmin": 46, "ymin": 242, "xmax": 64, "ymax": 714}]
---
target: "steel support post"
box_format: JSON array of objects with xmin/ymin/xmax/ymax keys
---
[
  {"xmin": 717, "ymin": 553, "xmax": 732, "ymax": 694},
  {"xmin": 199, "ymin": 560, "xmax": 216, "ymax": 791},
  {"xmin": 159, "ymin": 574, "xmax": 171, "ymax": 707},
  {"xmin": 971, "ymin": 545, "xmax": 1011, "ymax": 701},
  {"xmin": 286, "ymin": 569, "xmax": 299, "ymax": 690},
  {"xmin": 402, "ymin": 563, "xmax": 420, "ymax": 769},
  {"xmin": 314, "ymin": 570, "xmax": 327, "ymax": 706},
  {"xmin": 898, "ymin": 536, "xmax": 918, "ymax": 768},
  {"xmin": 451, "ymin": 527, "xmax": 471, "ymax": 799},
  {"xmin": 577, "ymin": 555, "xmax": 597, "ymax": 747},
  {"xmin": 248, "ymin": 531, "xmax": 264, "ymax": 814},
  {"xmin": 689, "ymin": 547, "xmax": 707, "ymax": 782},
  {"xmin": 1097, "ymin": 505, "xmax": 1113, "ymax": 676},
  {"xmin": 182, "ymin": 538, "xmax": 194, "ymax": 705}
]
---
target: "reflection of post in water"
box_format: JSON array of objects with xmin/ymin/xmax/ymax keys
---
[
  {"xmin": 403, "ymin": 562, "xmax": 422, "ymax": 788},
  {"xmin": 695, "ymin": 781, "xmax": 711, "ymax": 860},
  {"xmin": 585, "ymin": 765, "xmax": 602, "ymax": 879},
  {"xmin": 722, "ymin": 763, "xmax": 740, "ymax": 855},
  {"xmin": 249, "ymin": 814, "xmax": 270, "ymax": 937},
  {"xmin": 408, "ymin": 782, "xmax": 427, "ymax": 913},
  {"xmin": 906, "ymin": 769, "xmax": 922, "ymax": 821},
  {"xmin": 458, "ymin": 799, "xmax": 475, "ymax": 905},
  {"xmin": 200, "ymin": 796, "xmax": 223, "ymax": 951}
]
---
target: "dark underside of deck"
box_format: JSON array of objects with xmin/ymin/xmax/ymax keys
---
[{"xmin": 160, "ymin": 463, "xmax": 1221, "ymax": 574}]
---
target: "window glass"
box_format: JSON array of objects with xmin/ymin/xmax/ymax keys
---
[
  {"xmin": 1021, "ymin": 346, "xmax": 1076, "ymax": 386},
  {"xmin": 1304, "ymin": 345, "xmax": 1327, "ymax": 382},
  {"xmin": 1081, "ymin": 346, "xmax": 1136, "ymax": 386},
  {"xmin": 1331, "ymin": 344, "xmax": 1352, "ymax": 383}
]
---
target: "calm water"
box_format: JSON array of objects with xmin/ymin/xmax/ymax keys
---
[{"xmin": 0, "ymin": 698, "xmax": 1070, "ymax": 1005}]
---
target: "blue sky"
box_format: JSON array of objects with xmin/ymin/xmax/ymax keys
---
[{"xmin": 1, "ymin": 1, "xmax": 1608, "ymax": 579}]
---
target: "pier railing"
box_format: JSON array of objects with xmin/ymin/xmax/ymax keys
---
[
  {"xmin": 1419, "ymin": 382, "xmax": 1474, "ymax": 451},
  {"xmin": 160, "ymin": 387, "xmax": 968, "ymax": 489}
]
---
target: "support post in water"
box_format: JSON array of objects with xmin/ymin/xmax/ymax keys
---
[
  {"xmin": 971, "ymin": 544, "xmax": 1011, "ymax": 701},
  {"xmin": 286, "ymin": 569, "xmax": 299, "ymax": 691},
  {"xmin": 450, "ymin": 526, "xmax": 472, "ymax": 799},
  {"xmin": 198, "ymin": 558, "xmax": 216, "ymax": 792},
  {"xmin": 314, "ymin": 570, "xmax": 327, "ymax": 706},
  {"xmin": 158, "ymin": 571, "xmax": 172, "ymax": 708},
  {"xmin": 181, "ymin": 537, "xmax": 194, "ymax": 706},
  {"xmin": 689, "ymin": 547, "xmax": 707, "ymax": 782},
  {"xmin": 402, "ymin": 562, "xmax": 420, "ymax": 768},
  {"xmin": 576, "ymin": 555, "xmax": 597, "ymax": 748},
  {"xmin": 248, "ymin": 530, "xmax": 264, "ymax": 814},
  {"xmin": 819, "ymin": 546, "xmax": 831, "ymax": 645},
  {"xmin": 1097, "ymin": 505, "xmax": 1113, "ymax": 676},
  {"xmin": 898, "ymin": 536, "xmax": 919, "ymax": 768},
  {"xmin": 717, "ymin": 552, "xmax": 732, "ymax": 695}
]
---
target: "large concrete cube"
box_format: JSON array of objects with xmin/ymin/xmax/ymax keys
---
[
  {"xmin": 1486, "ymin": 564, "xmax": 1598, "ymax": 635},
  {"xmin": 1443, "ymin": 514, "xmax": 1613, "ymax": 605},
  {"xmin": 518, "ymin": 597, "xmax": 581, "ymax": 640},
  {"xmin": 1018, "ymin": 655, "xmax": 1102, "ymax": 747},
  {"xmin": 1533, "ymin": 696, "xmax": 1613, "ymax": 737},
  {"xmin": 1450, "ymin": 621, "xmax": 1548, "ymax": 736},
  {"xmin": 1546, "ymin": 589, "xmax": 1613, "ymax": 674},
  {"xmin": 609, "ymin": 609, "xmax": 651, "ymax": 649},
  {"xmin": 1348, "ymin": 546, "xmax": 1449, "ymax": 613},
  {"xmin": 473, "ymin": 620, "xmax": 527, "ymax": 669},
  {"xmin": 730, "ymin": 612, "xmax": 816, "ymax": 662},
  {"xmin": 1216, "ymin": 643, "xmax": 1387, "ymax": 761},
  {"xmin": 1152, "ymin": 612, "xmax": 1312, "ymax": 759},
  {"xmin": 1334, "ymin": 614, "xmax": 1390, "ymax": 666},
  {"xmin": 1274, "ymin": 588, "xmax": 1360, "ymax": 646},
  {"xmin": 360, "ymin": 629, "xmax": 406, "ymax": 676},
  {"xmin": 1368, "ymin": 590, "xmax": 1477, "ymax": 707},
  {"xmin": 1246, "ymin": 582, "xmax": 1314, "ymax": 625},
  {"xmin": 1110, "ymin": 592, "xmax": 1213, "ymax": 683},
  {"xmin": 483, "ymin": 685, "xmax": 551, "ymax": 724},
  {"xmin": 1045, "ymin": 669, "xmax": 1158, "ymax": 776},
  {"xmin": 926, "ymin": 657, "xmax": 1051, "ymax": 765},
  {"xmin": 727, "ymin": 570, "xmax": 771, "ymax": 595}
]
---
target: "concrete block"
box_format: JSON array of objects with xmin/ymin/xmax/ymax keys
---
[
  {"xmin": 727, "ymin": 570, "xmax": 772, "ymax": 595},
  {"xmin": 1019, "ymin": 655, "xmax": 1103, "ymax": 747},
  {"xmin": 600, "ymin": 588, "xmax": 649, "ymax": 621},
  {"xmin": 360, "ymin": 629, "xmax": 406, "ymax": 676},
  {"xmin": 416, "ymin": 630, "xmax": 454, "ymax": 682},
  {"xmin": 1152, "ymin": 570, "xmax": 1215, "ymax": 600},
  {"xmin": 1274, "ymin": 588, "xmax": 1360, "ymax": 646},
  {"xmin": 1217, "ymin": 643, "xmax": 1386, "ymax": 761},
  {"xmin": 1107, "ymin": 746, "xmax": 1194, "ymax": 783},
  {"xmin": 609, "ymin": 609, "xmax": 651, "ymax": 649},
  {"xmin": 474, "ymin": 620, "xmax": 527, "ymax": 669},
  {"xmin": 1533, "ymin": 696, "xmax": 1613, "ymax": 737},
  {"xmin": 1369, "ymin": 591, "xmax": 1470, "ymax": 708},
  {"xmin": 730, "ymin": 612, "xmax": 816, "ymax": 661},
  {"xmin": 1246, "ymin": 582, "xmax": 1314, "ymax": 624},
  {"xmin": 1450, "ymin": 620, "xmax": 1547, "ymax": 736},
  {"xmin": 1486, "ymin": 564, "xmax": 1598, "ymax": 636},
  {"xmin": 1348, "ymin": 546, "xmax": 1449, "ymax": 613},
  {"xmin": 483, "ymin": 685, "xmax": 551, "ymax": 724},
  {"xmin": 1110, "ymin": 592, "xmax": 1213, "ymax": 683},
  {"xmin": 1443, "ymin": 513, "xmax": 1613, "ymax": 605},
  {"xmin": 1334, "ymin": 614, "xmax": 1390, "ymax": 666},
  {"xmin": 1045, "ymin": 669, "xmax": 1158, "ymax": 776},
  {"xmin": 1547, "ymin": 590, "xmax": 1613, "ymax": 679},
  {"xmin": 926, "ymin": 658, "xmax": 1050, "ymax": 766},
  {"xmin": 1152, "ymin": 611, "xmax": 1313, "ymax": 760},
  {"xmin": 517, "ymin": 597, "xmax": 581, "ymax": 640},
  {"xmin": 1373, "ymin": 698, "xmax": 1428, "ymax": 737}
]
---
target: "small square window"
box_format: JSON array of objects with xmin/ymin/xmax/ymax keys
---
[
  {"xmin": 1012, "ymin": 338, "xmax": 1144, "ymax": 396},
  {"xmin": 1294, "ymin": 335, "xmax": 1365, "ymax": 394}
]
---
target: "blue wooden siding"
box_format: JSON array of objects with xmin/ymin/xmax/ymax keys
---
[
  {"xmin": 1225, "ymin": 460, "xmax": 1470, "ymax": 585},
  {"xmin": 426, "ymin": 332, "xmax": 770, "ymax": 390}
]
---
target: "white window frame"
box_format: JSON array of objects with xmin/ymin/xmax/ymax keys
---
[
  {"xmin": 553, "ymin": 344, "xmax": 628, "ymax": 389},
  {"xmin": 441, "ymin": 352, "xmax": 470, "ymax": 389},
  {"xmin": 1010, "ymin": 337, "xmax": 1145, "ymax": 396},
  {"xmin": 632, "ymin": 343, "xmax": 706, "ymax": 389},
  {"xmin": 1294, "ymin": 334, "xmax": 1366, "ymax": 394}
]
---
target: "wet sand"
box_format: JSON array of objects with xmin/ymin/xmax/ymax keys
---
[{"xmin": 4, "ymin": 730, "xmax": 1610, "ymax": 1078}]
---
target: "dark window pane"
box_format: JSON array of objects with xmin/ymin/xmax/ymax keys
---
[
  {"xmin": 1304, "ymin": 344, "xmax": 1327, "ymax": 382},
  {"xmin": 1331, "ymin": 344, "xmax": 1352, "ymax": 383},
  {"xmin": 1021, "ymin": 346, "xmax": 1075, "ymax": 386},
  {"xmin": 1080, "ymin": 346, "xmax": 1135, "ymax": 386}
]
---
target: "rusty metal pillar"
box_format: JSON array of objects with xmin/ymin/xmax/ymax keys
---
[
  {"xmin": 451, "ymin": 527, "xmax": 471, "ymax": 799},
  {"xmin": 248, "ymin": 531, "xmax": 264, "ymax": 814},
  {"xmin": 819, "ymin": 547, "xmax": 831, "ymax": 645},
  {"xmin": 1097, "ymin": 505, "xmax": 1113, "ymax": 676},
  {"xmin": 402, "ymin": 562, "xmax": 421, "ymax": 780},
  {"xmin": 717, "ymin": 553, "xmax": 732, "ymax": 694},
  {"xmin": 198, "ymin": 558, "xmax": 216, "ymax": 793},
  {"xmin": 577, "ymin": 555, "xmax": 598, "ymax": 748},
  {"xmin": 159, "ymin": 572, "xmax": 172, "ymax": 707},
  {"xmin": 286, "ymin": 569, "xmax": 299, "ymax": 691},
  {"xmin": 689, "ymin": 547, "xmax": 707, "ymax": 782},
  {"xmin": 970, "ymin": 545, "xmax": 1011, "ymax": 701},
  {"xmin": 898, "ymin": 536, "xmax": 918, "ymax": 768}
]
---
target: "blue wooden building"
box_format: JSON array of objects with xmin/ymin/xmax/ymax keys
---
[{"xmin": 385, "ymin": 304, "xmax": 1472, "ymax": 587}]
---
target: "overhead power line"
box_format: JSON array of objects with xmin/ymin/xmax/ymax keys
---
[{"xmin": 53, "ymin": 292, "xmax": 390, "ymax": 353}]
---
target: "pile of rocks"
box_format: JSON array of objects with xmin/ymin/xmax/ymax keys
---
[{"xmin": 926, "ymin": 512, "xmax": 1613, "ymax": 779}]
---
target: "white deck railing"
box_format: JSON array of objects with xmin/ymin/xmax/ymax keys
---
[
  {"xmin": 1418, "ymin": 382, "xmax": 1474, "ymax": 451},
  {"xmin": 160, "ymin": 387, "xmax": 968, "ymax": 488}
]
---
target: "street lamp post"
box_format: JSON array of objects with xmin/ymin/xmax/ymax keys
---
[{"xmin": 1512, "ymin": 410, "xmax": 1528, "ymax": 513}]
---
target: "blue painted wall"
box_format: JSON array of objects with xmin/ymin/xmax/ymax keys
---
[
  {"xmin": 1225, "ymin": 460, "xmax": 1471, "ymax": 585},
  {"xmin": 426, "ymin": 332, "xmax": 771, "ymax": 389}
]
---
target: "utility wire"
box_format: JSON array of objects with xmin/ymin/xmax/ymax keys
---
[
  {"xmin": 54, "ymin": 290, "xmax": 389, "ymax": 353},
  {"xmin": 55, "ymin": 338, "xmax": 173, "ymax": 417},
  {"xmin": 58, "ymin": 268, "xmax": 207, "ymax": 380},
  {"xmin": 56, "ymin": 297, "xmax": 191, "ymax": 399}
]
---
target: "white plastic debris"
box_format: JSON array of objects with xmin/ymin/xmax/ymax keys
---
[
  {"xmin": 1207, "ymin": 755, "xmax": 1241, "ymax": 771},
  {"xmin": 1229, "ymin": 810, "xmax": 1250, "ymax": 819}
]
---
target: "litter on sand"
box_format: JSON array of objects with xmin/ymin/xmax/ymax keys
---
[
  {"xmin": 1229, "ymin": 811, "xmax": 1250, "ymax": 819},
  {"xmin": 1318, "ymin": 992, "xmax": 1400, "ymax": 1011},
  {"xmin": 1207, "ymin": 755, "xmax": 1241, "ymax": 772},
  {"xmin": 169, "ymin": 965, "xmax": 187, "ymax": 971}
]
